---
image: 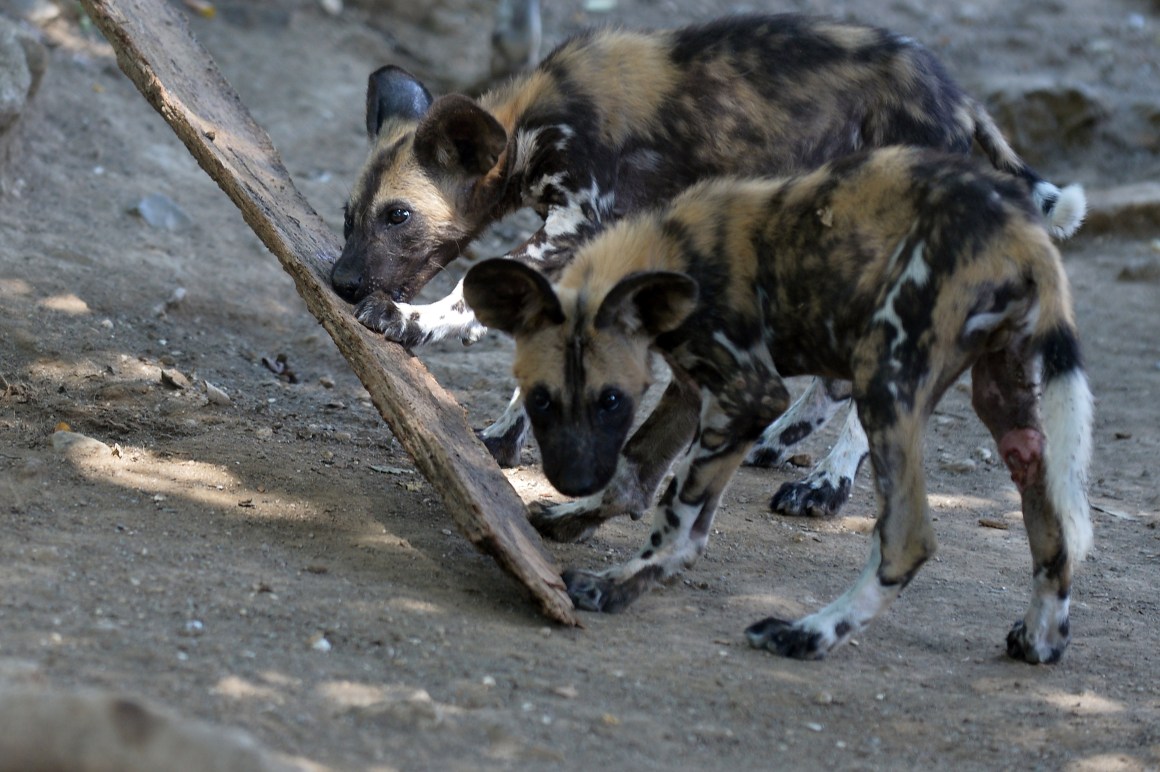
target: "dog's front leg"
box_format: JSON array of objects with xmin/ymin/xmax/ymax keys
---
[
  {"xmin": 747, "ymin": 402, "xmax": 937, "ymax": 658},
  {"xmin": 768, "ymin": 405, "xmax": 869, "ymax": 517},
  {"xmin": 564, "ymin": 377, "xmax": 786, "ymax": 612},
  {"xmin": 357, "ymin": 278, "xmax": 488, "ymax": 348}
]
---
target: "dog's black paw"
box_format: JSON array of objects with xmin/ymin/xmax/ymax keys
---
[
  {"xmin": 354, "ymin": 295, "xmax": 431, "ymax": 349},
  {"xmin": 769, "ymin": 474, "xmax": 852, "ymax": 518},
  {"xmin": 745, "ymin": 617, "xmax": 827, "ymax": 660},
  {"xmin": 1006, "ymin": 619, "xmax": 1067, "ymax": 664}
]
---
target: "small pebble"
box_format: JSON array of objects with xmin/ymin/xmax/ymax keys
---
[
  {"xmin": 132, "ymin": 193, "xmax": 192, "ymax": 230},
  {"xmin": 160, "ymin": 369, "xmax": 191, "ymax": 390},
  {"xmin": 205, "ymin": 381, "xmax": 231, "ymax": 406},
  {"xmin": 940, "ymin": 458, "xmax": 977, "ymax": 474},
  {"xmin": 179, "ymin": 619, "xmax": 205, "ymax": 637}
]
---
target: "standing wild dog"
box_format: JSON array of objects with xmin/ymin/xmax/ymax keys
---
[
  {"xmin": 333, "ymin": 13, "xmax": 1085, "ymax": 531},
  {"xmin": 462, "ymin": 147, "xmax": 1093, "ymax": 663}
]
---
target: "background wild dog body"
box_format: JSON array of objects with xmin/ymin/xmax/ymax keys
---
[
  {"xmin": 334, "ymin": 13, "xmax": 1084, "ymax": 522},
  {"xmin": 463, "ymin": 147, "xmax": 1093, "ymax": 663}
]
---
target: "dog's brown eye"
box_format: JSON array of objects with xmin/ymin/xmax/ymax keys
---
[
  {"xmin": 527, "ymin": 386, "xmax": 552, "ymax": 414},
  {"xmin": 598, "ymin": 388, "xmax": 623, "ymax": 413},
  {"xmin": 385, "ymin": 208, "xmax": 410, "ymax": 226}
]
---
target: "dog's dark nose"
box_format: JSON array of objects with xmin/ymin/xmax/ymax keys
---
[
  {"xmin": 330, "ymin": 255, "xmax": 364, "ymax": 302},
  {"xmin": 544, "ymin": 456, "xmax": 612, "ymax": 498}
]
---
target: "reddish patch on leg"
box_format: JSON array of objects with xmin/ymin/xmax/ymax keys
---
[{"xmin": 998, "ymin": 428, "xmax": 1045, "ymax": 491}]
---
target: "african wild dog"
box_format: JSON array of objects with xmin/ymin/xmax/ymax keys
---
[
  {"xmin": 331, "ymin": 13, "xmax": 1085, "ymax": 529},
  {"xmin": 462, "ymin": 147, "xmax": 1093, "ymax": 663}
]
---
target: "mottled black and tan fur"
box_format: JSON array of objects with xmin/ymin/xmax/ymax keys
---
[
  {"xmin": 331, "ymin": 14, "xmax": 1085, "ymax": 487},
  {"xmin": 463, "ymin": 147, "xmax": 1093, "ymax": 663}
]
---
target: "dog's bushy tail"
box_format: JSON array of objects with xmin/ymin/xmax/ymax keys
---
[
  {"xmin": 1026, "ymin": 249, "xmax": 1094, "ymax": 562},
  {"xmin": 970, "ymin": 99, "xmax": 1087, "ymax": 240}
]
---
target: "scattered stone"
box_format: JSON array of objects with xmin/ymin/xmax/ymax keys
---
[
  {"xmin": 1085, "ymin": 182, "xmax": 1160, "ymax": 235},
  {"xmin": 787, "ymin": 453, "xmax": 813, "ymax": 468},
  {"xmin": 309, "ymin": 633, "xmax": 332, "ymax": 653},
  {"xmin": 204, "ymin": 380, "xmax": 231, "ymax": 406},
  {"xmin": 973, "ymin": 447, "xmax": 994, "ymax": 464},
  {"xmin": 160, "ymin": 368, "xmax": 191, "ymax": 390},
  {"xmin": 984, "ymin": 76, "xmax": 1107, "ymax": 167},
  {"xmin": 131, "ymin": 193, "xmax": 194, "ymax": 231},
  {"xmin": 179, "ymin": 620, "xmax": 205, "ymax": 638},
  {"xmin": 1116, "ymin": 259, "xmax": 1160, "ymax": 283},
  {"xmin": 939, "ymin": 458, "xmax": 977, "ymax": 474},
  {"xmin": 978, "ymin": 518, "xmax": 1010, "ymax": 530},
  {"xmin": 51, "ymin": 430, "xmax": 112, "ymax": 458},
  {"xmin": 318, "ymin": 375, "xmax": 336, "ymax": 388},
  {"xmin": 318, "ymin": 0, "xmax": 343, "ymax": 14}
]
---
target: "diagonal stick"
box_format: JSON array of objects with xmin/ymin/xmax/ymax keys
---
[{"xmin": 78, "ymin": 0, "xmax": 577, "ymax": 625}]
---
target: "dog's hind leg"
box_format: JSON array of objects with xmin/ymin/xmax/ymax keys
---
[
  {"xmin": 971, "ymin": 339, "xmax": 1092, "ymax": 663},
  {"xmin": 745, "ymin": 377, "xmax": 850, "ymax": 467}
]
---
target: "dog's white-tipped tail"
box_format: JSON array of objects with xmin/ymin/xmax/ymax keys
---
[{"xmin": 1033, "ymin": 182, "xmax": 1087, "ymax": 241}]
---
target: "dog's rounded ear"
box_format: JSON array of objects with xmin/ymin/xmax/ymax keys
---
[
  {"xmin": 463, "ymin": 259, "xmax": 564, "ymax": 336},
  {"xmin": 414, "ymin": 95, "xmax": 508, "ymax": 178},
  {"xmin": 595, "ymin": 271, "xmax": 699, "ymax": 337},
  {"xmin": 366, "ymin": 66, "xmax": 434, "ymax": 140}
]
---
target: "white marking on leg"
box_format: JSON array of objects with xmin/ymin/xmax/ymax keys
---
[
  {"xmin": 795, "ymin": 532, "xmax": 901, "ymax": 649},
  {"xmin": 1042, "ymin": 369, "xmax": 1094, "ymax": 560},
  {"xmin": 811, "ymin": 406, "xmax": 869, "ymax": 484},
  {"xmin": 1017, "ymin": 569, "xmax": 1072, "ymax": 660},
  {"xmin": 393, "ymin": 279, "xmax": 487, "ymax": 344},
  {"xmin": 479, "ymin": 387, "xmax": 524, "ymax": 441},
  {"xmin": 749, "ymin": 377, "xmax": 845, "ymax": 459}
]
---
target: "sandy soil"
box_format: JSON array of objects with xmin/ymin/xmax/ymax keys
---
[{"xmin": 1, "ymin": 0, "xmax": 1158, "ymax": 769}]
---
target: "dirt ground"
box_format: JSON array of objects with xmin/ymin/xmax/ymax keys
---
[{"xmin": 1, "ymin": 0, "xmax": 1158, "ymax": 769}]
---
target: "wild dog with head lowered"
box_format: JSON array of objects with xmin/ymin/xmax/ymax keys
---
[
  {"xmin": 463, "ymin": 147, "xmax": 1093, "ymax": 663},
  {"xmin": 333, "ymin": 13, "xmax": 1085, "ymax": 532}
]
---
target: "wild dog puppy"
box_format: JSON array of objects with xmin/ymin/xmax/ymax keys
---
[
  {"xmin": 463, "ymin": 147, "xmax": 1093, "ymax": 663},
  {"xmin": 332, "ymin": 14, "xmax": 1086, "ymax": 502}
]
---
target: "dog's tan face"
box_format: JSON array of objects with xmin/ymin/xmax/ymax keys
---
[
  {"xmin": 464, "ymin": 259, "xmax": 697, "ymax": 496},
  {"xmin": 331, "ymin": 67, "xmax": 510, "ymax": 305}
]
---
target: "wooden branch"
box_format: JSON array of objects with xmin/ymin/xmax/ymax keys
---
[{"xmin": 78, "ymin": 0, "xmax": 577, "ymax": 625}]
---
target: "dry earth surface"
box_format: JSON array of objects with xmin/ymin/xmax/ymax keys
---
[{"xmin": 0, "ymin": 0, "xmax": 1158, "ymax": 769}]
